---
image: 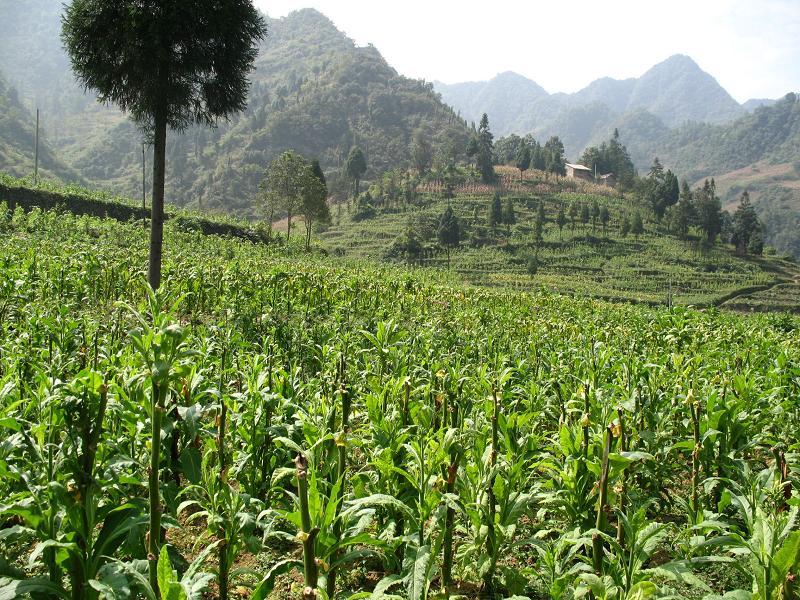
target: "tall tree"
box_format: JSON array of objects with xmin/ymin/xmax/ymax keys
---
[
  {"xmin": 544, "ymin": 136, "xmax": 565, "ymax": 179},
  {"xmin": 599, "ymin": 205, "xmax": 610, "ymax": 236},
  {"xmin": 261, "ymin": 150, "xmax": 311, "ymax": 242},
  {"xmin": 694, "ymin": 178, "xmax": 723, "ymax": 243},
  {"xmin": 466, "ymin": 137, "xmax": 479, "ymax": 168},
  {"xmin": 411, "ymin": 130, "xmax": 433, "ymax": 175},
  {"xmin": 591, "ymin": 199, "xmax": 600, "ymax": 233},
  {"xmin": 670, "ymin": 180, "xmax": 695, "ymax": 238},
  {"xmin": 476, "ymin": 113, "xmax": 496, "ymax": 183},
  {"xmin": 301, "ymin": 159, "xmax": 331, "ymax": 250},
  {"xmin": 502, "ymin": 197, "xmax": 516, "ymax": 227},
  {"xmin": 580, "ymin": 204, "xmax": 590, "ymax": 229},
  {"xmin": 631, "ymin": 211, "xmax": 644, "ymax": 236},
  {"xmin": 515, "ymin": 144, "xmax": 531, "ymax": 179},
  {"xmin": 556, "ymin": 203, "xmax": 567, "ymax": 240},
  {"xmin": 568, "ymin": 201, "xmax": 579, "ymax": 231},
  {"xmin": 62, "ymin": 0, "xmax": 265, "ymax": 290},
  {"xmin": 534, "ymin": 201, "xmax": 546, "ymax": 245},
  {"xmin": 732, "ymin": 190, "xmax": 760, "ymax": 255},
  {"xmin": 489, "ymin": 191, "xmax": 503, "ymax": 228},
  {"xmin": 437, "ymin": 204, "xmax": 460, "ymax": 267},
  {"xmin": 345, "ymin": 147, "xmax": 367, "ymax": 197}
]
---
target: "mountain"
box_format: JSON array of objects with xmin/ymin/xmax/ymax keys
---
[
  {"xmin": 435, "ymin": 54, "xmax": 744, "ymax": 149},
  {"xmin": 434, "ymin": 71, "xmax": 548, "ymax": 134},
  {"xmin": 0, "ymin": 71, "xmax": 82, "ymax": 182},
  {"xmin": 597, "ymin": 93, "xmax": 800, "ymax": 258},
  {"xmin": 0, "ymin": 4, "xmax": 469, "ymax": 217},
  {"xmin": 742, "ymin": 98, "xmax": 778, "ymax": 112}
]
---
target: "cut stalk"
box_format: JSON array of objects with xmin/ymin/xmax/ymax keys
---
[
  {"xmin": 616, "ymin": 410, "xmax": 626, "ymax": 546},
  {"xmin": 295, "ymin": 454, "xmax": 318, "ymax": 594},
  {"xmin": 593, "ymin": 424, "xmax": 612, "ymax": 576},
  {"xmin": 442, "ymin": 398, "xmax": 460, "ymax": 594},
  {"xmin": 689, "ymin": 395, "xmax": 701, "ymax": 519},
  {"xmin": 483, "ymin": 386, "xmax": 500, "ymax": 595},
  {"xmin": 326, "ymin": 366, "xmax": 350, "ymax": 600},
  {"xmin": 148, "ymin": 381, "xmax": 166, "ymax": 597}
]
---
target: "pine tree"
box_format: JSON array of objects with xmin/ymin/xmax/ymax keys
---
[
  {"xmin": 556, "ymin": 203, "xmax": 567, "ymax": 240},
  {"xmin": 489, "ymin": 192, "xmax": 503, "ymax": 228},
  {"xmin": 732, "ymin": 190, "xmax": 760, "ymax": 254},
  {"xmin": 694, "ymin": 179, "xmax": 722, "ymax": 243},
  {"xmin": 476, "ymin": 113, "xmax": 496, "ymax": 183},
  {"xmin": 568, "ymin": 202, "xmax": 579, "ymax": 231},
  {"xmin": 502, "ymin": 197, "xmax": 516, "ymax": 227},
  {"xmin": 345, "ymin": 147, "xmax": 367, "ymax": 198},
  {"xmin": 620, "ymin": 214, "xmax": 631, "ymax": 237},
  {"xmin": 534, "ymin": 201, "xmax": 546, "ymax": 245},
  {"xmin": 515, "ymin": 144, "xmax": 531, "ymax": 179},
  {"xmin": 438, "ymin": 205, "xmax": 460, "ymax": 267},
  {"xmin": 631, "ymin": 211, "xmax": 644, "ymax": 236},
  {"xmin": 599, "ymin": 205, "xmax": 610, "ymax": 236}
]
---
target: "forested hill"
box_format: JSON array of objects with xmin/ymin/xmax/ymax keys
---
[
  {"xmin": 614, "ymin": 93, "xmax": 800, "ymax": 257},
  {"xmin": 0, "ymin": 4, "xmax": 468, "ymax": 217},
  {"xmin": 0, "ymin": 72, "xmax": 82, "ymax": 183}
]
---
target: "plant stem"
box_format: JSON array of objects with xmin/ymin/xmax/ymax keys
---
[
  {"xmin": 295, "ymin": 454, "xmax": 318, "ymax": 592},
  {"xmin": 483, "ymin": 386, "xmax": 500, "ymax": 594},
  {"xmin": 327, "ymin": 367, "xmax": 350, "ymax": 600},
  {"xmin": 442, "ymin": 398, "xmax": 460, "ymax": 594},
  {"xmin": 593, "ymin": 424, "xmax": 612, "ymax": 576},
  {"xmin": 616, "ymin": 409, "xmax": 626, "ymax": 546},
  {"xmin": 690, "ymin": 399, "xmax": 701, "ymax": 519},
  {"xmin": 148, "ymin": 381, "xmax": 165, "ymax": 597}
]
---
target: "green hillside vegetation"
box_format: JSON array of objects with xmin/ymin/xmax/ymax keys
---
[
  {"xmin": 319, "ymin": 164, "xmax": 800, "ymax": 309},
  {"xmin": 0, "ymin": 5, "xmax": 468, "ymax": 218},
  {"xmin": 494, "ymin": 94, "xmax": 800, "ymax": 258},
  {"xmin": 0, "ymin": 73, "xmax": 81, "ymax": 182},
  {"xmin": 634, "ymin": 93, "xmax": 800, "ymax": 258}
]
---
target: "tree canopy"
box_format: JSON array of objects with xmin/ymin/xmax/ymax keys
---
[
  {"xmin": 61, "ymin": 0, "xmax": 265, "ymax": 289},
  {"xmin": 345, "ymin": 147, "xmax": 367, "ymax": 197}
]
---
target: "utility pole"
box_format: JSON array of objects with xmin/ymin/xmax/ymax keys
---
[
  {"xmin": 142, "ymin": 142, "xmax": 147, "ymax": 228},
  {"xmin": 34, "ymin": 108, "xmax": 39, "ymax": 185}
]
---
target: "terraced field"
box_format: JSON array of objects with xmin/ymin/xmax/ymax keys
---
[{"xmin": 320, "ymin": 175, "xmax": 799, "ymax": 308}]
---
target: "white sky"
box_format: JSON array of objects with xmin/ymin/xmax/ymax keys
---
[{"xmin": 254, "ymin": 0, "xmax": 800, "ymax": 102}]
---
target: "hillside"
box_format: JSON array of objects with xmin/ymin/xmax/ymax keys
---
[
  {"xmin": 610, "ymin": 93, "xmax": 800, "ymax": 258},
  {"xmin": 0, "ymin": 3, "xmax": 469, "ymax": 217},
  {"xmin": 0, "ymin": 72, "xmax": 82, "ymax": 182},
  {"xmin": 318, "ymin": 166, "xmax": 800, "ymax": 309},
  {"xmin": 435, "ymin": 55, "xmax": 745, "ymax": 146}
]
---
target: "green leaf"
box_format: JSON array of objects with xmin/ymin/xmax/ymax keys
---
[
  {"xmin": 367, "ymin": 574, "xmax": 404, "ymax": 599},
  {"xmin": 180, "ymin": 447, "xmax": 202, "ymax": 484},
  {"xmin": 0, "ymin": 577, "xmax": 69, "ymax": 600},
  {"xmin": 406, "ymin": 545, "xmax": 430, "ymax": 600},
  {"xmin": 157, "ymin": 545, "xmax": 181, "ymax": 600},
  {"xmin": 250, "ymin": 559, "xmax": 302, "ymax": 600},
  {"xmin": 771, "ymin": 530, "xmax": 800, "ymax": 582}
]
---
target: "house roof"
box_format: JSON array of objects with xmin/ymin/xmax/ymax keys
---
[{"xmin": 565, "ymin": 163, "xmax": 592, "ymax": 171}]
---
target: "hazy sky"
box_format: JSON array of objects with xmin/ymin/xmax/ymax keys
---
[{"xmin": 253, "ymin": 0, "xmax": 800, "ymax": 102}]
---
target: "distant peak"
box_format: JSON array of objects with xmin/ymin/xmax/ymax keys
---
[
  {"xmin": 651, "ymin": 54, "xmax": 702, "ymax": 71},
  {"xmin": 279, "ymin": 7, "xmax": 336, "ymax": 26}
]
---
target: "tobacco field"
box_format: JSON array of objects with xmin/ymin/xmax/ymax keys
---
[{"xmin": 0, "ymin": 206, "xmax": 798, "ymax": 599}]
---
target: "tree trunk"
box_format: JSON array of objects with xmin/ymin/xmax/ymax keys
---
[
  {"xmin": 149, "ymin": 111, "xmax": 167, "ymax": 290},
  {"xmin": 287, "ymin": 211, "xmax": 292, "ymax": 243}
]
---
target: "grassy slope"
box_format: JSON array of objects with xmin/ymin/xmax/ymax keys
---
[{"xmin": 319, "ymin": 167, "xmax": 800, "ymax": 308}]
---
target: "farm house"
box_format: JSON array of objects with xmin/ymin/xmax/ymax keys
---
[{"xmin": 565, "ymin": 162, "xmax": 593, "ymax": 181}]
